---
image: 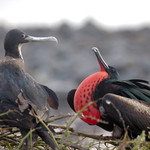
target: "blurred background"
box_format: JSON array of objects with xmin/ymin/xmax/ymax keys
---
[{"xmin": 0, "ymin": 0, "xmax": 150, "ymax": 138}]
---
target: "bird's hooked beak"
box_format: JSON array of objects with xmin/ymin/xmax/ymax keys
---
[
  {"xmin": 25, "ymin": 35, "xmax": 58, "ymax": 44},
  {"xmin": 92, "ymin": 47, "xmax": 109, "ymax": 72}
]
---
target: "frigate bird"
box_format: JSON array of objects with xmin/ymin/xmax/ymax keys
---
[
  {"xmin": 98, "ymin": 93, "xmax": 150, "ymax": 138},
  {"xmin": 67, "ymin": 47, "xmax": 150, "ymax": 139},
  {"xmin": 0, "ymin": 29, "xmax": 59, "ymax": 149}
]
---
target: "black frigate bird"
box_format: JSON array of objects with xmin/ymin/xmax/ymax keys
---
[
  {"xmin": 98, "ymin": 93, "xmax": 150, "ymax": 139},
  {"xmin": 0, "ymin": 29, "xmax": 59, "ymax": 149},
  {"xmin": 67, "ymin": 47, "xmax": 150, "ymax": 139}
]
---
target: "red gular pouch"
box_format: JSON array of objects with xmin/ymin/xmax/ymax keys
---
[{"xmin": 74, "ymin": 71, "xmax": 108, "ymax": 125}]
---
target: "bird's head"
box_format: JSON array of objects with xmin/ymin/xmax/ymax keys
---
[
  {"xmin": 4, "ymin": 29, "xmax": 58, "ymax": 59},
  {"xmin": 92, "ymin": 47, "xmax": 119, "ymax": 80},
  {"xmin": 73, "ymin": 47, "xmax": 119, "ymax": 125}
]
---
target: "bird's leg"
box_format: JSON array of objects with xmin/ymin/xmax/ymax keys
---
[
  {"xmin": 112, "ymin": 124, "xmax": 123, "ymax": 139},
  {"xmin": 20, "ymin": 129, "xmax": 32, "ymax": 150},
  {"xmin": 36, "ymin": 122, "xmax": 57, "ymax": 149}
]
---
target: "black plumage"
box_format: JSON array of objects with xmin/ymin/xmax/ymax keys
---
[
  {"xmin": 67, "ymin": 47, "xmax": 150, "ymax": 139},
  {"xmin": 99, "ymin": 94, "xmax": 150, "ymax": 138},
  {"xmin": 0, "ymin": 29, "xmax": 58, "ymax": 149}
]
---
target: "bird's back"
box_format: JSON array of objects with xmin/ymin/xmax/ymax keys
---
[
  {"xmin": 101, "ymin": 94, "xmax": 150, "ymax": 135},
  {"xmin": 0, "ymin": 58, "xmax": 48, "ymax": 111}
]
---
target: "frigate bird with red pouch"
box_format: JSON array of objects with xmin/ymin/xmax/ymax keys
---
[{"xmin": 67, "ymin": 47, "xmax": 150, "ymax": 139}]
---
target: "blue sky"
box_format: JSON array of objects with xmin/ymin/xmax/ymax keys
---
[{"xmin": 0, "ymin": 0, "xmax": 150, "ymax": 29}]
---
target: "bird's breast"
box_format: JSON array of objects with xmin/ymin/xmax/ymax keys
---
[{"xmin": 74, "ymin": 71, "xmax": 108, "ymax": 124}]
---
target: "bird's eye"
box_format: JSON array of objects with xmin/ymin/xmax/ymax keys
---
[{"xmin": 20, "ymin": 34, "xmax": 26, "ymax": 38}]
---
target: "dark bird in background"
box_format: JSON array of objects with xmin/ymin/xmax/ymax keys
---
[
  {"xmin": 0, "ymin": 29, "xmax": 59, "ymax": 149},
  {"xmin": 67, "ymin": 47, "xmax": 150, "ymax": 139}
]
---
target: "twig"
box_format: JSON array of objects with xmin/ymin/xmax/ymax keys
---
[
  {"xmin": 117, "ymin": 131, "xmax": 128, "ymax": 150},
  {"xmin": 47, "ymin": 114, "xmax": 73, "ymax": 123},
  {"xmin": 0, "ymin": 110, "xmax": 13, "ymax": 117},
  {"xmin": 107, "ymin": 101, "xmax": 127, "ymax": 133},
  {"xmin": 50, "ymin": 123, "xmax": 123, "ymax": 145},
  {"xmin": 16, "ymin": 129, "xmax": 35, "ymax": 150},
  {"xmin": 1, "ymin": 136, "xmax": 19, "ymax": 145},
  {"xmin": 30, "ymin": 130, "xmax": 33, "ymax": 150},
  {"xmin": 57, "ymin": 140, "xmax": 88, "ymax": 150},
  {"xmin": 66, "ymin": 101, "xmax": 96, "ymax": 129},
  {"xmin": 34, "ymin": 114, "xmax": 60, "ymax": 149}
]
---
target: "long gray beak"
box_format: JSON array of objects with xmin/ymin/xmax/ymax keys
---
[
  {"xmin": 25, "ymin": 35, "xmax": 58, "ymax": 44},
  {"xmin": 92, "ymin": 47, "xmax": 109, "ymax": 70}
]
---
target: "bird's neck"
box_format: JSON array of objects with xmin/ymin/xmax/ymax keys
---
[{"xmin": 5, "ymin": 44, "xmax": 23, "ymax": 59}]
